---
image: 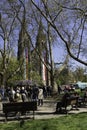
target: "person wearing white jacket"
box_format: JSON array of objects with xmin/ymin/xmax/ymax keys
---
[{"xmin": 38, "ymin": 87, "xmax": 44, "ymax": 106}]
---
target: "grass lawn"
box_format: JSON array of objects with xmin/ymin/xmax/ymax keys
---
[{"xmin": 0, "ymin": 112, "xmax": 87, "ymax": 130}]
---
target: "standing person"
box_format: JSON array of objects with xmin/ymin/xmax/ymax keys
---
[
  {"xmin": 58, "ymin": 85, "xmax": 61, "ymax": 94},
  {"xmin": 38, "ymin": 87, "xmax": 44, "ymax": 106},
  {"xmin": 83, "ymin": 89, "xmax": 87, "ymax": 104},
  {"xmin": 9, "ymin": 87, "xmax": 16, "ymax": 102},
  {"xmin": 20, "ymin": 87, "xmax": 27, "ymax": 102},
  {"xmin": 15, "ymin": 87, "xmax": 21, "ymax": 102},
  {"xmin": 26, "ymin": 86, "xmax": 32, "ymax": 100},
  {"xmin": 32, "ymin": 84, "xmax": 39, "ymax": 101},
  {"xmin": 43, "ymin": 85, "xmax": 47, "ymax": 98}
]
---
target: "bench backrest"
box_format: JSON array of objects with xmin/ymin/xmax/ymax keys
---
[
  {"xmin": 3, "ymin": 101, "xmax": 37, "ymax": 113},
  {"xmin": 67, "ymin": 96, "xmax": 78, "ymax": 106}
]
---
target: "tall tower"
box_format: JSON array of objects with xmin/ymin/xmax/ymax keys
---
[
  {"xmin": 36, "ymin": 20, "xmax": 49, "ymax": 85},
  {"xmin": 17, "ymin": 16, "xmax": 31, "ymax": 80}
]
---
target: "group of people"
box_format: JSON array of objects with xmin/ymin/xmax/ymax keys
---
[
  {"xmin": 56, "ymin": 91, "xmax": 80, "ymax": 113},
  {"xmin": 56, "ymin": 88, "xmax": 87, "ymax": 113},
  {"xmin": 2, "ymin": 84, "xmax": 52, "ymax": 106}
]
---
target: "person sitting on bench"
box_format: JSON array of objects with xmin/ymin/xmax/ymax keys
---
[{"xmin": 56, "ymin": 92, "xmax": 70, "ymax": 113}]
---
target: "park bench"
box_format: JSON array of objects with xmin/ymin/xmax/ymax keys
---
[
  {"xmin": 69, "ymin": 96, "xmax": 79, "ymax": 110},
  {"xmin": 3, "ymin": 101, "xmax": 37, "ymax": 121},
  {"xmin": 55, "ymin": 96, "xmax": 79, "ymax": 114},
  {"xmin": 78, "ymin": 96, "xmax": 87, "ymax": 107}
]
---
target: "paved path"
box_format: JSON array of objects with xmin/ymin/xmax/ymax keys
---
[
  {"xmin": 0, "ymin": 100, "xmax": 87, "ymax": 121},
  {"xmin": 35, "ymin": 100, "xmax": 87, "ymax": 119}
]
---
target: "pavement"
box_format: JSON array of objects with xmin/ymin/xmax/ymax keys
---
[
  {"xmin": 0, "ymin": 99, "xmax": 87, "ymax": 121},
  {"xmin": 35, "ymin": 100, "xmax": 87, "ymax": 119}
]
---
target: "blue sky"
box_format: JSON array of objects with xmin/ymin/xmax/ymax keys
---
[
  {"xmin": 53, "ymin": 44, "xmax": 86, "ymax": 70},
  {"xmin": 53, "ymin": 46, "xmax": 64, "ymax": 63}
]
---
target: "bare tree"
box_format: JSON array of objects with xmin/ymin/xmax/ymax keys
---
[
  {"xmin": 0, "ymin": 0, "xmax": 24, "ymax": 87},
  {"xmin": 0, "ymin": 1, "xmax": 18, "ymax": 87}
]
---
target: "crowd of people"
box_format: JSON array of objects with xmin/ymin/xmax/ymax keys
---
[{"xmin": 0, "ymin": 84, "xmax": 52, "ymax": 106}]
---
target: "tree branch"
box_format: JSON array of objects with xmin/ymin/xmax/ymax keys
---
[
  {"xmin": 31, "ymin": 0, "xmax": 87, "ymax": 66},
  {"xmin": 77, "ymin": 18, "xmax": 85, "ymax": 58}
]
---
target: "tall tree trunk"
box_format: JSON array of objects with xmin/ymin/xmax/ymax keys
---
[
  {"xmin": 47, "ymin": 23, "xmax": 55, "ymax": 92},
  {"xmin": 2, "ymin": 38, "xmax": 7, "ymax": 88}
]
